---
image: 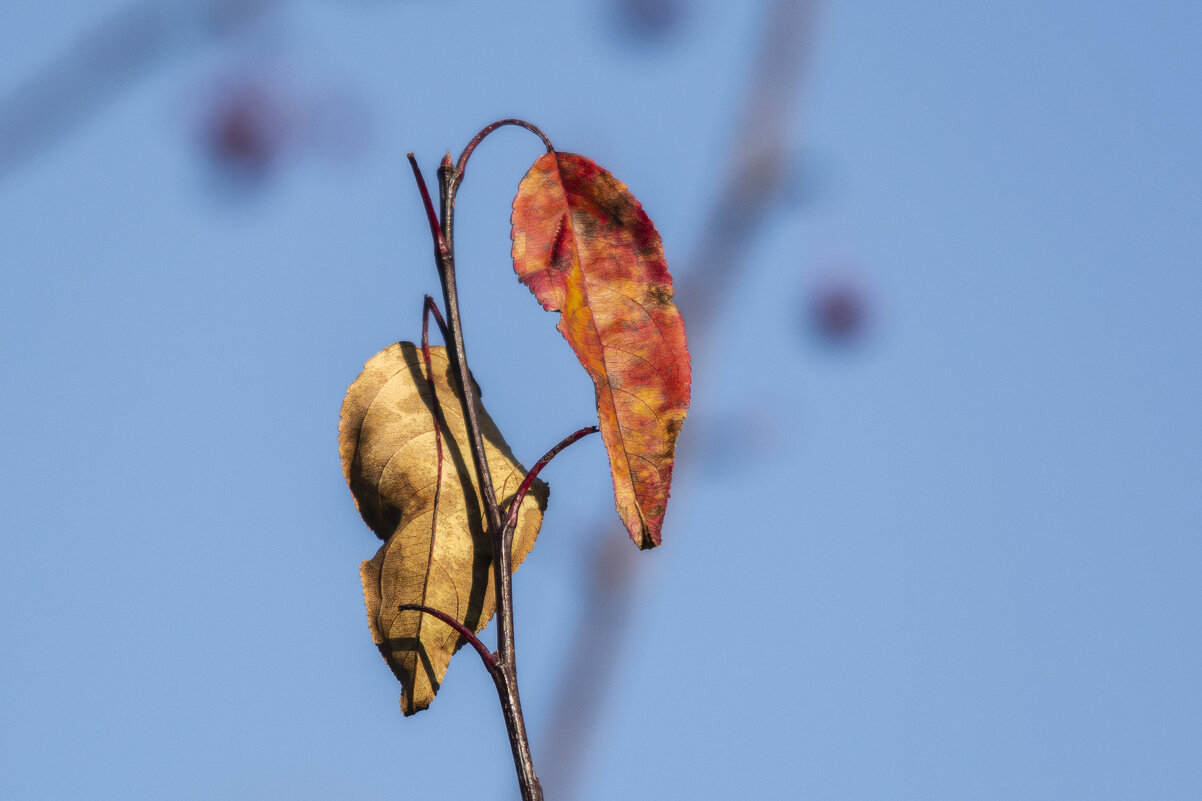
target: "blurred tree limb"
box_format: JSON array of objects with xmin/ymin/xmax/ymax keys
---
[
  {"xmin": 0, "ymin": 0, "xmax": 279, "ymax": 180},
  {"xmin": 536, "ymin": 1, "xmax": 821, "ymax": 798}
]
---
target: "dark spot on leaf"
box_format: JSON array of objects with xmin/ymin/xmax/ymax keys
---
[{"xmin": 647, "ymin": 284, "xmax": 673, "ymax": 307}]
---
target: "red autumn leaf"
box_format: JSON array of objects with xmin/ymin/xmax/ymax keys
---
[{"xmin": 511, "ymin": 151, "xmax": 690, "ymax": 549}]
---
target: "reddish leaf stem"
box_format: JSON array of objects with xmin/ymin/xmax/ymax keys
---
[
  {"xmin": 502, "ymin": 426, "xmax": 599, "ymax": 551},
  {"xmin": 410, "ymin": 154, "xmax": 503, "ymax": 536},
  {"xmin": 407, "ymin": 153, "xmax": 452, "ymax": 261},
  {"xmin": 419, "ymin": 296, "xmax": 445, "ymax": 652},
  {"xmin": 454, "ymin": 118, "xmax": 554, "ymax": 183},
  {"xmin": 422, "ymin": 294, "xmax": 450, "ymax": 343},
  {"xmin": 397, "ymin": 604, "xmax": 498, "ymax": 671}
]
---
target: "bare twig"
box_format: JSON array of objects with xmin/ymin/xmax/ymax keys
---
[{"xmin": 410, "ymin": 146, "xmax": 545, "ymax": 801}]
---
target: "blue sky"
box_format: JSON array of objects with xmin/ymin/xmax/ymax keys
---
[{"xmin": 2, "ymin": 2, "xmax": 1200, "ymax": 799}]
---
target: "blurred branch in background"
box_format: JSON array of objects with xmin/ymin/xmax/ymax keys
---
[
  {"xmin": 536, "ymin": 1, "xmax": 820, "ymax": 798},
  {"xmin": 0, "ymin": 0, "xmax": 280, "ymax": 181},
  {"xmin": 677, "ymin": 0, "xmax": 817, "ymax": 348}
]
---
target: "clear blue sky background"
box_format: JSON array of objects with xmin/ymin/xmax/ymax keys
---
[{"xmin": 2, "ymin": 2, "xmax": 1200, "ymax": 799}]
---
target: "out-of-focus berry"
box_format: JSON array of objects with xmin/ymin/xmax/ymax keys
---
[
  {"xmin": 203, "ymin": 80, "xmax": 290, "ymax": 180},
  {"xmin": 808, "ymin": 276, "xmax": 869, "ymax": 344},
  {"xmin": 611, "ymin": 0, "xmax": 685, "ymax": 43}
]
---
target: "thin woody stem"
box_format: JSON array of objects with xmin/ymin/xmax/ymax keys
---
[
  {"xmin": 408, "ymin": 151, "xmax": 543, "ymax": 801},
  {"xmin": 407, "ymin": 154, "xmax": 503, "ymax": 535}
]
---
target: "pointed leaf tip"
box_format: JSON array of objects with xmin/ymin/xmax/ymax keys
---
[{"xmin": 511, "ymin": 152, "xmax": 690, "ymax": 549}]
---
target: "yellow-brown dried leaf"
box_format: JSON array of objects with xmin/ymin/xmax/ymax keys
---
[{"xmin": 339, "ymin": 342, "xmax": 547, "ymax": 715}]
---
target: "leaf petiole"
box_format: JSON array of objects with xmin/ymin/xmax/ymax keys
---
[
  {"xmin": 454, "ymin": 118, "xmax": 554, "ymax": 183},
  {"xmin": 502, "ymin": 426, "xmax": 599, "ymax": 551},
  {"xmin": 420, "ymin": 296, "xmax": 446, "ymax": 627},
  {"xmin": 397, "ymin": 604, "xmax": 498, "ymax": 671}
]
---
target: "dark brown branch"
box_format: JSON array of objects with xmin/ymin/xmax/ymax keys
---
[
  {"xmin": 409, "ymin": 149, "xmax": 543, "ymax": 801},
  {"xmin": 437, "ymin": 156, "xmax": 542, "ymax": 801},
  {"xmin": 408, "ymin": 154, "xmax": 503, "ymax": 535}
]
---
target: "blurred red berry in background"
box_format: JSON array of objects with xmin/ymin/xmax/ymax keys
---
[
  {"xmin": 611, "ymin": 0, "xmax": 685, "ymax": 42},
  {"xmin": 808, "ymin": 274, "xmax": 870, "ymax": 344},
  {"xmin": 204, "ymin": 79, "xmax": 290, "ymax": 179}
]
